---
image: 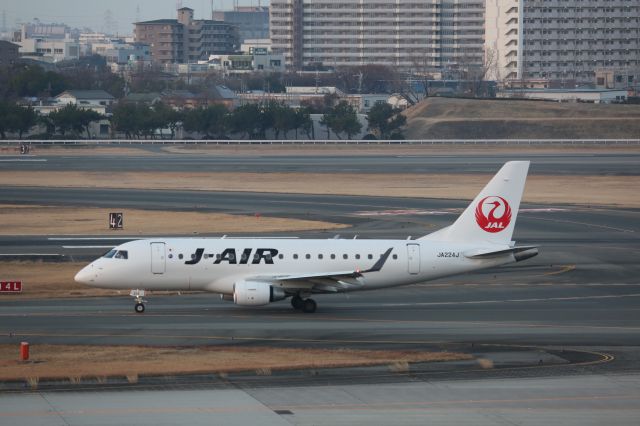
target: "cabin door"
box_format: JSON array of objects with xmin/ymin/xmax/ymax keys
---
[
  {"xmin": 150, "ymin": 242, "xmax": 166, "ymax": 274},
  {"xmin": 407, "ymin": 243, "xmax": 420, "ymax": 275}
]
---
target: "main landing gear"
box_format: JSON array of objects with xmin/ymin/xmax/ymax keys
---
[
  {"xmin": 291, "ymin": 294, "xmax": 317, "ymax": 313},
  {"xmin": 130, "ymin": 289, "xmax": 146, "ymax": 313}
]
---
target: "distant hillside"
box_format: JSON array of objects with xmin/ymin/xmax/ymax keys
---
[{"xmin": 403, "ymin": 97, "xmax": 640, "ymax": 139}]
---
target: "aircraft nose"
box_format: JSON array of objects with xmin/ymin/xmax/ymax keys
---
[{"xmin": 74, "ymin": 263, "xmax": 96, "ymax": 285}]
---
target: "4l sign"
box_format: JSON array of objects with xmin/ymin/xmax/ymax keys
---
[{"xmin": 0, "ymin": 281, "xmax": 22, "ymax": 293}]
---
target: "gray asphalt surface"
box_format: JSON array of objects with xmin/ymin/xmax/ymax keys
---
[
  {"xmin": 1, "ymin": 151, "xmax": 639, "ymax": 424},
  {"xmin": 1, "ymin": 152, "xmax": 639, "ymax": 175}
]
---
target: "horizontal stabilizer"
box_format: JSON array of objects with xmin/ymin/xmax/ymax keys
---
[{"xmin": 464, "ymin": 246, "xmax": 538, "ymax": 262}]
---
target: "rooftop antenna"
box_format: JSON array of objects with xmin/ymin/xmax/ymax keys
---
[{"xmin": 135, "ymin": 5, "xmax": 141, "ymax": 22}]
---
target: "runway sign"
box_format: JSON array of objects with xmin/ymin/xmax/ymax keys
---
[
  {"xmin": 0, "ymin": 281, "xmax": 22, "ymax": 292},
  {"xmin": 109, "ymin": 212, "xmax": 123, "ymax": 230}
]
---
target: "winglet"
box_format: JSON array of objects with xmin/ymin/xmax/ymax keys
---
[{"xmin": 362, "ymin": 247, "xmax": 393, "ymax": 273}]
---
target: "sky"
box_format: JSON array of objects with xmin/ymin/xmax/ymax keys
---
[{"xmin": 1, "ymin": 0, "xmax": 266, "ymax": 35}]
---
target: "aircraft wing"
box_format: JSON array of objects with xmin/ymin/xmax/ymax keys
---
[{"xmin": 251, "ymin": 247, "xmax": 393, "ymax": 293}]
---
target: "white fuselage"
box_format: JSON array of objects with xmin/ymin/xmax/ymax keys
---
[{"xmin": 75, "ymin": 237, "xmax": 515, "ymax": 295}]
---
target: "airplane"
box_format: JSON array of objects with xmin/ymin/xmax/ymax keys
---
[{"xmin": 74, "ymin": 161, "xmax": 538, "ymax": 314}]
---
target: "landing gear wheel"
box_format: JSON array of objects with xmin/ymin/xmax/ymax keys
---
[
  {"xmin": 291, "ymin": 295, "xmax": 303, "ymax": 310},
  {"xmin": 302, "ymin": 298, "xmax": 317, "ymax": 313},
  {"xmin": 134, "ymin": 302, "xmax": 145, "ymax": 313}
]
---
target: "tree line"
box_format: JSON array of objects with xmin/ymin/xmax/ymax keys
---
[
  {"xmin": 0, "ymin": 99, "xmax": 405, "ymax": 140},
  {"xmin": 0, "ymin": 102, "xmax": 102, "ymax": 139}
]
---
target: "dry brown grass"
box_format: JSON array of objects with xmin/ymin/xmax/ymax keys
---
[
  {"xmin": 403, "ymin": 97, "xmax": 640, "ymax": 120},
  {"xmin": 0, "ymin": 204, "xmax": 345, "ymax": 235},
  {"xmin": 0, "ymin": 171, "xmax": 637, "ymax": 208},
  {"xmin": 0, "ymin": 344, "xmax": 472, "ymax": 381},
  {"xmin": 404, "ymin": 97, "xmax": 640, "ymax": 139},
  {"xmin": 403, "ymin": 97, "xmax": 640, "ymax": 139},
  {"xmin": 0, "ymin": 261, "xmax": 120, "ymax": 298}
]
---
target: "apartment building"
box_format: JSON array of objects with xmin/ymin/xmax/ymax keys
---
[
  {"xmin": 270, "ymin": 0, "xmax": 485, "ymax": 70},
  {"xmin": 486, "ymin": 0, "xmax": 640, "ymax": 84},
  {"xmin": 0, "ymin": 41, "xmax": 20, "ymax": 66},
  {"xmin": 134, "ymin": 7, "xmax": 237, "ymax": 64},
  {"xmin": 212, "ymin": 7, "xmax": 270, "ymax": 42}
]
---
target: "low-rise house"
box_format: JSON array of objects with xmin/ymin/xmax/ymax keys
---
[
  {"xmin": 161, "ymin": 86, "xmax": 237, "ymax": 110},
  {"xmin": 498, "ymin": 88, "xmax": 629, "ymax": 104},
  {"xmin": 55, "ymin": 90, "xmax": 115, "ymax": 112}
]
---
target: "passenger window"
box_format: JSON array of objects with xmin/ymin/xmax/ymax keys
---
[
  {"xmin": 305, "ymin": 254, "xmax": 311, "ymax": 259},
  {"xmin": 293, "ymin": 254, "xmax": 298, "ymax": 259},
  {"xmin": 393, "ymin": 254, "xmax": 398, "ymax": 260},
  {"xmin": 343, "ymin": 254, "xmax": 348, "ymax": 259},
  {"xmin": 179, "ymin": 254, "xmax": 184, "ymax": 260},
  {"xmin": 368, "ymin": 254, "xmax": 373, "ymax": 259},
  {"xmin": 103, "ymin": 249, "xmax": 117, "ymax": 258},
  {"xmin": 331, "ymin": 254, "xmax": 336, "ymax": 259},
  {"xmin": 265, "ymin": 254, "xmax": 272, "ymax": 261},
  {"xmin": 241, "ymin": 253, "xmax": 249, "ymax": 262},
  {"xmin": 355, "ymin": 254, "xmax": 360, "ymax": 259},
  {"xmin": 278, "ymin": 254, "xmax": 284, "ymax": 259},
  {"xmin": 318, "ymin": 254, "xmax": 323, "ymax": 259},
  {"xmin": 216, "ymin": 254, "xmax": 221, "ymax": 260},
  {"xmin": 114, "ymin": 250, "xmax": 128, "ymax": 259}
]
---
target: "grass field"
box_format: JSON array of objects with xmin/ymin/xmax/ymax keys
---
[
  {"xmin": 0, "ymin": 344, "xmax": 472, "ymax": 382},
  {"xmin": 0, "ymin": 204, "xmax": 345, "ymax": 236},
  {"xmin": 0, "ymin": 171, "xmax": 637, "ymax": 208}
]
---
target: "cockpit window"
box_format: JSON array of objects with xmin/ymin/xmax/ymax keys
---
[
  {"xmin": 114, "ymin": 250, "xmax": 128, "ymax": 259},
  {"xmin": 103, "ymin": 249, "xmax": 117, "ymax": 258}
]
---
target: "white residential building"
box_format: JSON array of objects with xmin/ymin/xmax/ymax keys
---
[
  {"xmin": 270, "ymin": 0, "xmax": 485, "ymax": 70},
  {"xmin": 18, "ymin": 37, "xmax": 80, "ymax": 62},
  {"xmin": 486, "ymin": 0, "xmax": 640, "ymax": 84},
  {"xmin": 54, "ymin": 90, "xmax": 115, "ymax": 112}
]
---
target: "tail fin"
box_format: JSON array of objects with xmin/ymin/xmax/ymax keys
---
[{"xmin": 421, "ymin": 161, "xmax": 530, "ymax": 245}]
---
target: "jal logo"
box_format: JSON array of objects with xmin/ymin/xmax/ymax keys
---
[{"xmin": 475, "ymin": 196, "xmax": 512, "ymax": 233}]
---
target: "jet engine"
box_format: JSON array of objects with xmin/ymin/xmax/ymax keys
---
[{"xmin": 233, "ymin": 280, "xmax": 286, "ymax": 306}]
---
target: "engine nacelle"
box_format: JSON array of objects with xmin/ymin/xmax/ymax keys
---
[{"xmin": 233, "ymin": 280, "xmax": 286, "ymax": 306}]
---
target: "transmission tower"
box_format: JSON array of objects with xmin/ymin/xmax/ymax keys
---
[{"xmin": 103, "ymin": 9, "xmax": 116, "ymax": 35}]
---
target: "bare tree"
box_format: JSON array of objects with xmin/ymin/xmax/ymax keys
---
[
  {"xmin": 408, "ymin": 48, "xmax": 438, "ymax": 102},
  {"xmin": 455, "ymin": 47, "xmax": 497, "ymax": 97}
]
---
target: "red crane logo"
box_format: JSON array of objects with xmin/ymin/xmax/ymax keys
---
[{"xmin": 475, "ymin": 196, "xmax": 512, "ymax": 233}]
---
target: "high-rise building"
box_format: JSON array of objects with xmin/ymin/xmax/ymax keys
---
[
  {"xmin": 134, "ymin": 7, "xmax": 237, "ymax": 64},
  {"xmin": 212, "ymin": 6, "xmax": 269, "ymax": 43},
  {"xmin": 270, "ymin": 0, "xmax": 485, "ymax": 70},
  {"xmin": 486, "ymin": 0, "xmax": 640, "ymax": 84}
]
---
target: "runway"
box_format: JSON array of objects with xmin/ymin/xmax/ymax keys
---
[
  {"xmin": 1, "ymin": 151, "xmax": 639, "ymax": 175},
  {"xmin": 1, "ymin": 151, "xmax": 639, "ymax": 424}
]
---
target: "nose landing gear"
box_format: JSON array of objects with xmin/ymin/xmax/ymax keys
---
[{"xmin": 130, "ymin": 289, "xmax": 146, "ymax": 313}]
